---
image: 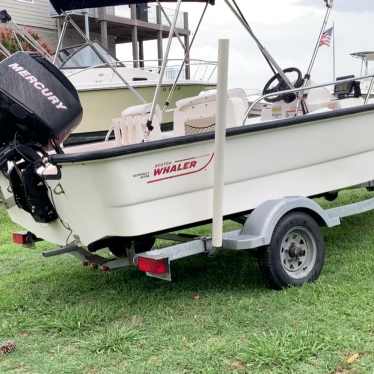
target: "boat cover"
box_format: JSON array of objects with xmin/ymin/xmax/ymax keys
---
[{"xmin": 50, "ymin": 0, "xmax": 215, "ymax": 14}]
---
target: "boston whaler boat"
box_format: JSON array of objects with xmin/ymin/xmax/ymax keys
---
[{"xmin": 2, "ymin": 0, "xmax": 374, "ymax": 290}]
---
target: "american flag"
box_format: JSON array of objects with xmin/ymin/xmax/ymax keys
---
[{"xmin": 319, "ymin": 26, "xmax": 333, "ymax": 48}]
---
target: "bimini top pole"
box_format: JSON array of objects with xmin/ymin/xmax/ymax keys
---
[
  {"xmin": 161, "ymin": 1, "xmax": 210, "ymax": 115},
  {"xmin": 294, "ymin": 0, "xmax": 334, "ymax": 113},
  {"xmin": 145, "ymin": 0, "xmax": 184, "ymax": 138},
  {"xmin": 303, "ymin": 0, "xmax": 334, "ymax": 86},
  {"xmin": 0, "ymin": 43, "xmax": 11, "ymax": 58},
  {"xmin": 223, "ymin": 0, "xmax": 294, "ymax": 90}
]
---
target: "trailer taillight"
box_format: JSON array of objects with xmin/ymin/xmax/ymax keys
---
[
  {"xmin": 137, "ymin": 257, "xmax": 168, "ymax": 274},
  {"xmin": 12, "ymin": 231, "xmax": 28, "ymax": 245}
]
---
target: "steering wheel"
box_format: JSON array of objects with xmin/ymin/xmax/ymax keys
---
[{"xmin": 263, "ymin": 67, "xmax": 304, "ymax": 103}]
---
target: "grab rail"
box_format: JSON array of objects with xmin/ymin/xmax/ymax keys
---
[
  {"xmin": 242, "ymin": 74, "xmax": 374, "ymax": 125},
  {"xmin": 64, "ymin": 58, "xmax": 218, "ymax": 83}
]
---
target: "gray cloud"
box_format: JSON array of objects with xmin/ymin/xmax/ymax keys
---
[{"xmin": 295, "ymin": 0, "xmax": 374, "ymax": 13}]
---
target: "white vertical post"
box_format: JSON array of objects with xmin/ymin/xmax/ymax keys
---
[
  {"xmin": 84, "ymin": 11, "xmax": 90, "ymax": 40},
  {"xmin": 212, "ymin": 39, "xmax": 230, "ymax": 249},
  {"xmin": 333, "ymin": 21, "xmax": 336, "ymax": 81}
]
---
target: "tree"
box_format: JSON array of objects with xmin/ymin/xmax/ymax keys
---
[{"xmin": 0, "ymin": 27, "xmax": 53, "ymax": 61}]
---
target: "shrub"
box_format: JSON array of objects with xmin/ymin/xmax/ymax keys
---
[{"xmin": 0, "ymin": 26, "xmax": 53, "ymax": 60}]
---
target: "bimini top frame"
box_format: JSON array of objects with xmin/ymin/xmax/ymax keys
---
[
  {"xmin": 49, "ymin": 0, "xmax": 334, "ymax": 140},
  {"xmin": 49, "ymin": 0, "xmax": 298, "ymax": 138},
  {"xmin": 49, "ymin": 0, "xmax": 217, "ymax": 140}
]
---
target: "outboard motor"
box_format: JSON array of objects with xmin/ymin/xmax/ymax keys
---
[
  {"xmin": 0, "ymin": 52, "xmax": 83, "ymax": 223},
  {"xmin": 0, "ymin": 51, "xmax": 82, "ymax": 147}
]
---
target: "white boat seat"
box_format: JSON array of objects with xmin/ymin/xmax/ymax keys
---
[
  {"xmin": 121, "ymin": 102, "xmax": 162, "ymax": 120},
  {"xmin": 176, "ymin": 91, "xmax": 218, "ymax": 110},
  {"xmin": 174, "ymin": 88, "xmax": 248, "ymax": 137},
  {"xmin": 113, "ymin": 103, "xmax": 163, "ymax": 146}
]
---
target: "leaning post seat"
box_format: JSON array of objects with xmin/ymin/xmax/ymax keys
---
[
  {"xmin": 112, "ymin": 103, "xmax": 163, "ymax": 146},
  {"xmin": 173, "ymin": 88, "xmax": 249, "ymax": 137}
]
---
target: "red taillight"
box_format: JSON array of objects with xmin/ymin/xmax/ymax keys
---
[
  {"xmin": 92, "ymin": 264, "xmax": 98, "ymax": 269},
  {"xmin": 12, "ymin": 231, "xmax": 28, "ymax": 245},
  {"xmin": 102, "ymin": 266, "xmax": 109, "ymax": 272},
  {"xmin": 82, "ymin": 262, "xmax": 88, "ymax": 267},
  {"xmin": 137, "ymin": 257, "xmax": 168, "ymax": 274}
]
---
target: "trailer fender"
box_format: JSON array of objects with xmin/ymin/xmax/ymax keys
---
[{"xmin": 222, "ymin": 196, "xmax": 341, "ymax": 250}]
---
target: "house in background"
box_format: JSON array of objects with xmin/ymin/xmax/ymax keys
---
[{"xmin": 1, "ymin": 0, "xmax": 190, "ymax": 72}]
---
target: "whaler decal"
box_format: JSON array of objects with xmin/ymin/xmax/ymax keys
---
[
  {"xmin": 148, "ymin": 154, "xmax": 214, "ymax": 184},
  {"xmin": 8, "ymin": 63, "xmax": 68, "ymax": 110}
]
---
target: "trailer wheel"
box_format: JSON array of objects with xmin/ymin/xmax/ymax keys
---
[
  {"xmin": 257, "ymin": 211, "xmax": 325, "ymax": 290},
  {"xmin": 325, "ymin": 192, "xmax": 338, "ymax": 202},
  {"xmin": 108, "ymin": 237, "xmax": 156, "ymax": 258}
]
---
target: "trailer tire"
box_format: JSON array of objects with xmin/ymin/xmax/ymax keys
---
[
  {"xmin": 325, "ymin": 192, "xmax": 338, "ymax": 202},
  {"xmin": 108, "ymin": 237, "xmax": 156, "ymax": 258},
  {"xmin": 257, "ymin": 211, "xmax": 325, "ymax": 290}
]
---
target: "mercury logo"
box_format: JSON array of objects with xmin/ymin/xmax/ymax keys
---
[{"xmin": 8, "ymin": 63, "xmax": 68, "ymax": 110}]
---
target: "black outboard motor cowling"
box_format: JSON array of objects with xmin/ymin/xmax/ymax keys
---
[
  {"xmin": 0, "ymin": 51, "xmax": 83, "ymax": 148},
  {"xmin": 0, "ymin": 52, "xmax": 83, "ymax": 224}
]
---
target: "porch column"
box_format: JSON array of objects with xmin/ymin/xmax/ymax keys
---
[
  {"xmin": 184, "ymin": 12, "xmax": 190, "ymax": 80},
  {"xmin": 139, "ymin": 40, "xmax": 144, "ymax": 68},
  {"xmin": 131, "ymin": 4, "xmax": 139, "ymax": 68},
  {"xmin": 100, "ymin": 20, "xmax": 108, "ymax": 49},
  {"xmin": 156, "ymin": 5, "xmax": 163, "ymax": 69}
]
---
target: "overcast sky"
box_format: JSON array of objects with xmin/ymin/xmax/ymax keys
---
[{"xmin": 117, "ymin": 0, "xmax": 374, "ymax": 91}]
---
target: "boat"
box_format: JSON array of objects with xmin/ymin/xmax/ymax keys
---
[
  {"xmin": 351, "ymin": 51, "xmax": 374, "ymax": 98},
  {"xmin": 55, "ymin": 40, "xmax": 218, "ymax": 144},
  {"xmin": 2, "ymin": 0, "xmax": 374, "ymax": 289}
]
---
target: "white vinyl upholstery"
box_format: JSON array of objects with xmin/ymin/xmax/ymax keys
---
[
  {"xmin": 112, "ymin": 103, "xmax": 163, "ymax": 146},
  {"xmin": 173, "ymin": 88, "xmax": 249, "ymax": 137}
]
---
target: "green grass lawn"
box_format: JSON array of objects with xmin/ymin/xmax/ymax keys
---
[{"xmin": 2, "ymin": 189, "xmax": 374, "ymax": 373}]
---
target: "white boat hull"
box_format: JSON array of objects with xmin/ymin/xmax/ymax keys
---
[{"xmin": 3, "ymin": 105, "xmax": 374, "ymax": 247}]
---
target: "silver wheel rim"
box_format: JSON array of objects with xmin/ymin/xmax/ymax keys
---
[{"xmin": 280, "ymin": 226, "xmax": 317, "ymax": 279}]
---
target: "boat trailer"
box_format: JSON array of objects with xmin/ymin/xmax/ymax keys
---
[{"xmin": 11, "ymin": 193, "xmax": 374, "ymax": 289}]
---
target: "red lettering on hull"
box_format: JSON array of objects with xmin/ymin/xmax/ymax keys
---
[
  {"xmin": 149, "ymin": 154, "xmax": 214, "ymax": 184},
  {"xmin": 153, "ymin": 161, "xmax": 197, "ymax": 176}
]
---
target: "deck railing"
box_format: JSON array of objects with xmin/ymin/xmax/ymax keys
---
[
  {"xmin": 64, "ymin": 59, "xmax": 217, "ymax": 83},
  {"xmin": 107, "ymin": 4, "xmax": 185, "ymax": 28}
]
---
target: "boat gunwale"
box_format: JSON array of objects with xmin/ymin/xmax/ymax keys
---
[{"xmin": 51, "ymin": 102, "xmax": 374, "ymax": 165}]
